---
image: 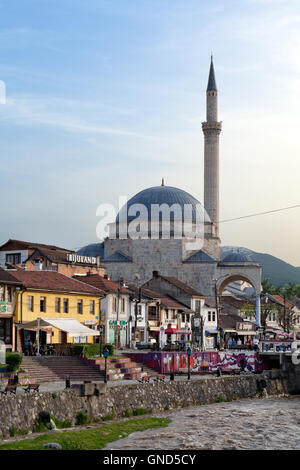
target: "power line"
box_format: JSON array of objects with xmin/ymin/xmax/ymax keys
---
[{"xmin": 218, "ymin": 204, "xmax": 300, "ymax": 224}]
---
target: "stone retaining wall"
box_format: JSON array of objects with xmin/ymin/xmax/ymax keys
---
[{"xmin": 0, "ymin": 375, "xmax": 288, "ymax": 439}]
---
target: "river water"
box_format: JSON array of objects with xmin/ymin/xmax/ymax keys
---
[{"xmin": 105, "ymin": 396, "xmax": 300, "ymax": 450}]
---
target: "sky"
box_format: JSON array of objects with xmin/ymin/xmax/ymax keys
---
[{"xmin": 0, "ymin": 0, "xmax": 300, "ymax": 265}]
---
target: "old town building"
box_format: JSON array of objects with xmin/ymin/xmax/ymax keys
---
[
  {"xmin": 0, "ymin": 268, "xmax": 23, "ymax": 351},
  {"xmin": 4, "ymin": 268, "xmax": 103, "ymax": 352},
  {"xmin": 0, "ymin": 239, "xmax": 105, "ymax": 277}
]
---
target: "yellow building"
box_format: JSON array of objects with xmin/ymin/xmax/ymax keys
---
[{"xmin": 7, "ymin": 268, "xmax": 103, "ymax": 352}]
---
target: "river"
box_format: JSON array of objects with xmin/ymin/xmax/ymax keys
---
[{"xmin": 105, "ymin": 396, "xmax": 300, "ymax": 450}]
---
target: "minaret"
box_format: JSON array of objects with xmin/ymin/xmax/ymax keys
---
[{"xmin": 202, "ymin": 55, "xmax": 222, "ymax": 238}]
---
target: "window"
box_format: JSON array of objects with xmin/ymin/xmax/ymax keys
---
[
  {"xmin": 6, "ymin": 253, "xmax": 21, "ymax": 265},
  {"xmin": 112, "ymin": 297, "xmax": 117, "ymax": 312},
  {"xmin": 40, "ymin": 297, "xmax": 46, "ymax": 313},
  {"xmin": 7, "ymin": 287, "xmax": 12, "ymax": 303},
  {"xmin": 121, "ymin": 298, "xmax": 125, "ymax": 312},
  {"xmin": 27, "ymin": 296, "xmax": 34, "ymax": 312},
  {"xmin": 208, "ymin": 311, "xmax": 212, "ymax": 322},
  {"xmin": 195, "ymin": 300, "xmax": 201, "ymax": 314},
  {"xmin": 63, "ymin": 298, "xmax": 69, "ymax": 313},
  {"xmin": 186, "ymin": 314, "xmax": 190, "ymax": 323},
  {"xmin": 90, "ymin": 300, "xmax": 95, "ymax": 315},
  {"xmin": 55, "ymin": 298, "xmax": 61, "ymax": 313},
  {"xmin": 212, "ymin": 312, "xmax": 216, "ymax": 322},
  {"xmin": 77, "ymin": 300, "xmax": 83, "ymax": 314}
]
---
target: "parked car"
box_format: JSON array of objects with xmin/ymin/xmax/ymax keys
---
[{"xmin": 136, "ymin": 338, "xmax": 157, "ymax": 350}]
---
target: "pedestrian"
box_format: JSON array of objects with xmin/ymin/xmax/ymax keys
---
[
  {"xmin": 227, "ymin": 338, "xmax": 232, "ymax": 349},
  {"xmin": 237, "ymin": 338, "xmax": 242, "ymax": 346},
  {"xmin": 232, "ymin": 338, "xmax": 236, "ymax": 347},
  {"xmin": 253, "ymin": 337, "xmax": 259, "ymax": 352}
]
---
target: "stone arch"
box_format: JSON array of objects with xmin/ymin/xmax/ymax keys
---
[
  {"xmin": 217, "ymin": 273, "xmax": 260, "ymax": 296},
  {"xmin": 215, "ymin": 267, "xmax": 262, "ymax": 326}
]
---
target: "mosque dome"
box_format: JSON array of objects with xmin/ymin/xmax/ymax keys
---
[
  {"xmin": 116, "ymin": 185, "xmax": 206, "ymax": 223},
  {"xmin": 222, "ymin": 252, "xmax": 250, "ymax": 263},
  {"xmin": 77, "ymin": 242, "xmax": 104, "ymax": 257}
]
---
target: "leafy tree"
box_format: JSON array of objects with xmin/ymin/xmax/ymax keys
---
[
  {"xmin": 261, "ymin": 278, "xmax": 276, "ymax": 294},
  {"xmin": 240, "ymin": 301, "xmax": 274, "ymax": 328}
]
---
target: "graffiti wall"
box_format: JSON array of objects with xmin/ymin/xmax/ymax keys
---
[{"xmin": 127, "ymin": 351, "xmax": 267, "ymax": 374}]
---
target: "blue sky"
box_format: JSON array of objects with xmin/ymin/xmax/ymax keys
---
[{"xmin": 1, "ymin": 0, "xmax": 300, "ymax": 264}]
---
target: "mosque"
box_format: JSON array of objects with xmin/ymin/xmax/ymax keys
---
[{"xmin": 78, "ymin": 58, "xmax": 262, "ymax": 324}]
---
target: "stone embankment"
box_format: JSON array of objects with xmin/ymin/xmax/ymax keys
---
[{"xmin": 0, "ymin": 374, "xmax": 289, "ymax": 438}]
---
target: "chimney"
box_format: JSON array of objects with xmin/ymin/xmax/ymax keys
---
[
  {"xmin": 153, "ymin": 270, "xmax": 159, "ymax": 278},
  {"xmin": 96, "ymin": 256, "xmax": 100, "ymax": 267}
]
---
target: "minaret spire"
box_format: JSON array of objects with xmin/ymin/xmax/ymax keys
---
[
  {"xmin": 207, "ymin": 54, "xmax": 217, "ymax": 92},
  {"xmin": 202, "ymin": 55, "xmax": 222, "ymax": 245}
]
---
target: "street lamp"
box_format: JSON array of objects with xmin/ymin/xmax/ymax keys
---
[
  {"xmin": 103, "ymin": 347, "xmax": 109, "ymax": 384},
  {"xmin": 187, "ymin": 346, "xmax": 192, "ymax": 380}
]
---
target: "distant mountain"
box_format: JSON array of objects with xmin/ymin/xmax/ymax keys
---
[{"xmin": 221, "ymin": 246, "xmax": 300, "ymax": 287}]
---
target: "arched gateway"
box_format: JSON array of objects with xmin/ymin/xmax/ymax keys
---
[{"xmin": 216, "ymin": 254, "xmax": 262, "ymax": 326}]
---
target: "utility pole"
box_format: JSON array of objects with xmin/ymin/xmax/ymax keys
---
[{"xmin": 213, "ymin": 279, "xmax": 220, "ymax": 350}]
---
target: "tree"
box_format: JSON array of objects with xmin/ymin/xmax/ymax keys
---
[
  {"xmin": 275, "ymin": 304, "xmax": 296, "ymax": 333},
  {"xmin": 261, "ymin": 278, "xmax": 276, "ymax": 294},
  {"xmin": 240, "ymin": 300, "xmax": 275, "ymax": 328}
]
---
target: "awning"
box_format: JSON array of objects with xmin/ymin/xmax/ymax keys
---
[
  {"xmin": 237, "ymin": 331, "xmax": 257, "ymax": 336},
  {"xmin": 18, "ymin": 318, "xmax": 99, "ymax": 337},
  {"xmin": 165, "ymin": 328, "xmax": 177, "ymax": 334}
]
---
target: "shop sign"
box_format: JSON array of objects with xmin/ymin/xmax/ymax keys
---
[
  {"xmin": 84, "ymin": 320, "xmax": 97, "ymax": 325},
  {"xmin": 67, "ymin": 253, "xmax": 97, "ymax": 265},
  {"xmin": 0, "ymin": 302, "xmax": 6, "ymax": 313},
  {"xmin": 236, "ymin": 322, "xmax": 255, "ymax": 331}
]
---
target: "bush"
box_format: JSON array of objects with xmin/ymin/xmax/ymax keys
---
[
  {"xmin": 133, "ymin": 408, "xmax": 152, "ymax": 416},
  {"xmin": 5, "ymin": 353, "xmax": 23, "ymax": 372},
  {"xmin": 123, "ymin": 408, "xmax": 133, "ymax": 418},
  {"xmin": 52, "ymin": 416, "xmax": 72, "ymax": 429},
  {"xmin": 75, "ymin": 411, "xmax": 91, "ymax": 426},
  {"xmin": 102, "ymin": 414, "xmax": 114, "ymax": 421},
  {"xmin": 71, "ymin": 343, "xmax": 115, "ymax": 358},
  {"xmin": 71, "ymin": 345, "xmax": 85, "ymax": 356},
  {"xmin": 84, "ymin": 344, "xmax": 102, "ymax": 358},
  {"xmin": 102, "ymin": 344, "xmax": 114, "ymax": 356}
]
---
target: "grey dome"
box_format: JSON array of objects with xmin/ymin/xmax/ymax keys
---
[
  {"xmin": 77, "ymin": 242, "xmax": 104, "ymax": 258},
  {"xmin": 117, "ymin": 185, "xmax": 205, "ymax": 223},
  {"xmin": 222, "ymin": 252, "xmax": 250, "ymax": 263}
]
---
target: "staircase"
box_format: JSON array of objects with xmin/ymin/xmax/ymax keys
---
[
  {"xmin": 22, "ymin": 356, "xmax": 104, "ymax": 383},
  {"xmin": 83, "ymin": 356, "xmax": 149, "ymax": 381},
  {"xmin": 122, "ymin": 353, "xmax": 160, "ymax": 378}
]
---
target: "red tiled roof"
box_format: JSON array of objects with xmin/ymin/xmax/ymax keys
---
[
  {"xmin": 157, "ymin": 275, "xmax": 204, "ymax": 297},
  {"xmin": 0, "ymin": 267, "xmax": 23, "ymax": 285},
  {"xmin": 8, "ymin": 270, "xmax": 103, "ymax": 295},
  {"xmin": 159, "ymin": 295, "xmax": 191, "ymax": 311},
  {"xmin": 0, "ymin": 239, "xmax": 73, "ymax": 253},
  {"xmin": 128, "ymin": 284, "xmax": 192, "ymax": 310},
  {"xmin": 271, "ymin": 295, "xmax": 294, "ymax": 309},
  {"xmin": 128, "ymin": 285, "xmax": 162, "ymax": 300},
  {"xmin": 73, "ymin": 274, "xmax": 129, "ymax": 294}
]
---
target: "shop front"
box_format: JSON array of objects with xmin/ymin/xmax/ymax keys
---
[
  {"xmin": 108, "ymin": 320, "xmax": 128, "ymax": 347},
  {"xmin": 205, "ymin": 327, "xmax": 218, "ymax": 349}
]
